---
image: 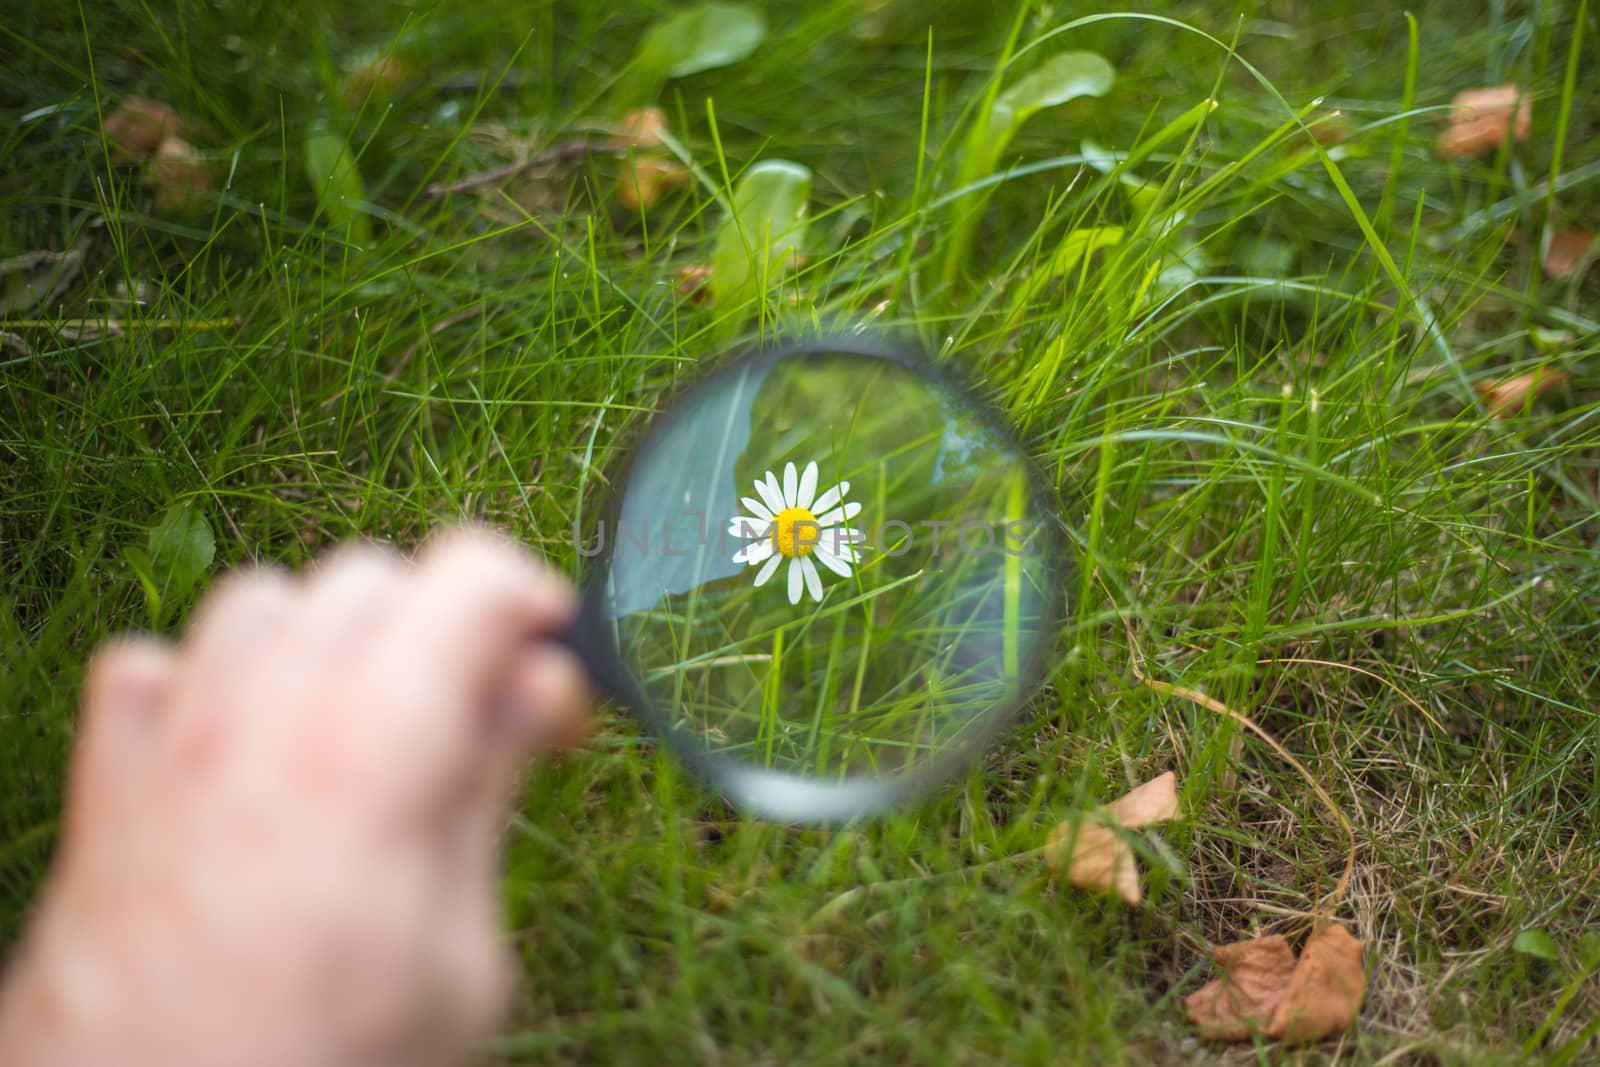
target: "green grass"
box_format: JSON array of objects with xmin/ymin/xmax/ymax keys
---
[{"xmin": 4, "ymin": 1, "xmax": 1600, "ymax": 1062}]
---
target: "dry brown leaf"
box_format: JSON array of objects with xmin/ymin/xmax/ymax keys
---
[
  {"xmin": 0, "ymin": 246, "xmax": 86, "ymax": 316},
  {"xmin": 0, "ymin": 332, "xmax": 31, "ymax": 358},
  {"xmin": 1045, "ymin": 772, "xmax": 1179, "ymax": 906},
  {"xmin": 1048, "ymin": 820, "xmax": 1142, "ymax": 904},
  {"xmin": 1435, "ymin": 84, "xmax": 1531, "ymax": 159},
  {"xmin": 616, "ymin": 107, "xmax": 668, "ymax": 151},
  {"xmin": 611, "ymin": 109, "xmax": 686, "ymax": 211},
  {"xmin": 145, "ymin": 136, "xmax": 212, "ymax": 215},
  {"xmin": 675, "ymin": 263, "xmax": 712, "ymax": 304},
  {"xmin": 1186, "ymin": 924, "xmax": 1366, "ymax": 1046},
  {"xmin": 1477, "ymin": 367, "xmax": 1567, "ymax": 418},
  {"xmin": 1308, "ymin": 116, "xmax": 1351, "ymax": 147},
  {"xmin": 617, "ymin": 154, "xmax": 689, "ymax": 212},
  {"xmin": 1266, "ymin": 923, "xmax": 1366, "ymax": 1045},
  {"xmin": 1183, "ymin": 935, "xmax": 1298, "ymax": 1040},
  {"xmin": 1543, "ymin": 228, "xmax": 1596, "ymax": 279},
  {"xmin": 1108, "ymin": 770, "xmax": 1179, "ymax": 827},
  {"xmin": 344, "ymin": 54, "xmax": 422, "ymax": 102},
  {"xmin": 103, "ymin": 96, "xmax": 188, "ymax": 164}
]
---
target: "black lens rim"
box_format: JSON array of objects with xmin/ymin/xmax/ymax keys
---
[{"xmin": 571, "ymin": 331, "xmax": 1069, "ymax": 823}]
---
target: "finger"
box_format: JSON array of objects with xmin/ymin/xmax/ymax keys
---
[
  {"xmin": 295, "ymin": 542, "xmax": 406, "ymax": 659},
  {"xmin": 167, "ymin": 567, "xmax": 296, "ymax": 763},
  {"xmin": 428, "ymin": 881, "xmax": 515, "ymax": 1047},
  {"xmin": 67, "ymin": 638, "xmax": 175, "ymax": 844},
  {"xmin": 400, "ymin": 527, "xmax": 578, "ymax": 691},
  {"xmin": 441, "ymin": 645, "xmax": 594, "ymax": 839},
  {"xmin": 489, "ymin": 646, "xmax": 593, "ymax": 768},
  {"xmin": 178, "ymin": 566, "xmax": 297, "ymax": 676},
  {"xmin": 360, "ymin": 527, "xmax": 578, "ymax": 805}
]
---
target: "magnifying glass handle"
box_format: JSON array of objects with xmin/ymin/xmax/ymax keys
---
[{"xmin": 551, "ymin": 602, "xmax": 624, "ymax": 699}]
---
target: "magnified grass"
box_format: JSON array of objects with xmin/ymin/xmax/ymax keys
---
[{"xmin": 607, "ymin": 352, "xmax": 1055, "ymax": 780}]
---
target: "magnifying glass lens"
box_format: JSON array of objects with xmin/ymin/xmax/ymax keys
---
[{"xmin": 597, "ymin": 343, "xmax": 1058, "ymax": 819}]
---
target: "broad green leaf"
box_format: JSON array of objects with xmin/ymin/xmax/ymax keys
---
[
  {"xmin": 618, "ymin": 3, "xmax": 766, "ymax": 108},
  {"xmin": 1514, "ymin": 929, "xmax": 1561, "ymax": 963},
  {"xmin": 304, "ymin": 122, "xmax": 373, "ymax": 247},
  {"xmin": 1577, "ymin": 932, "xmax": 1600, "ymax": 970},
  {"xmin": 1529, "ymin": 326, "xmax": 1574, "ymax": 354},
  {"xmin": 975, "ymin": 51, "xmax": 1114, "ymax": 178},
  {"xmin": 945, "ymin": 51, "xmax": 1114, "ymax": 287},
  {"xmin": 710, "ymin": 159, "xmax": 810, "ymax": 315},
  {"xmin": 1016, "ymin": 225, "xmax": 1123, "ymax": 307},
  {"xmin": 132, "ymin": 502, "xmax": 215, "ymax": 626},
  {"xmin": 996, "ymin": 50, "xmax": 1116, "ymax": 119},
  {"xmin": 122, "ymin": 546, "xmax": 163, "ymax": 627},
  {"xmin": 1236, "ymin": 236, "xmax": 1295, "ymax": 278}
]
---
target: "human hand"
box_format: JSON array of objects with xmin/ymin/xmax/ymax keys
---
[{"xmin": 0, "ymin": 529, "xmax": 592, "ymax": 1067}]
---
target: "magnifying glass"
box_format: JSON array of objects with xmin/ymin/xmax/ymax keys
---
[{"xmin": 560, "ymin": 334, "xmax": 1065, "ymax": 822}]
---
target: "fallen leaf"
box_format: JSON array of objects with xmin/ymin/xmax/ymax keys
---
[
  {"xmin": 1309, "ymin": 116, "xmax": 1352, "ymax": 146},
  {"xmin": 1543, "ymin": 228, "xmax": 1595, "ymax": 279},
  {"xmin": 1266, "ymin": 923, "xmax": 1366, "ymax": 1044},
  {"xmin": 0, "ymin": 246, "xmax": 86, "ymax": 316},
  {"xmin": 1477, "ymin": 367, "xmax": 1567, "ymax": 418},
  {"xmin": 1045, "ymin": 772, "xmax": 1179, "ymax": 906},
  {"xmin": 617, "ymin": 154, "xmax": 689, "ymax": 211},
  {"xmin": 612, "ymin": 109, "xmax": 685, "ymax": 211},
  {"xmin": 0, "ymin": 332, "xmax": 31, "ymax": 358},
  {"xmin": 344, "ymin": 54, "xmax": 421, "ymax": 102},
  {"xmin": 1184, "ymin": 935, "xmax": 1298, "ymax": 1040},
  {"xmin": 1186, "ymin": 923, "xmax": 1366, "ymax": 1046},
  {"xmin": 615, "ymin": 107, "xmax": 668, "ymax": 151},
  {"xmin": 1435, "ymin": 84, "xmax": 1531, "ymax": 160},
  {"xmin": 675, "ymin": 263, "xmax": 712, "ymax": 303},
  {"xmin": 1049, "ymin": 820, "xmax": 1143, "ymax": 904},
  {"xmin": 145, "ymin": 136, "xmax": 212, "ymax": 215},
  {"xmin": 1109, "ymin": 770, "xmax": 1179, "ymax": 827},
  {"xmin": 102, "ymin": 96, "xmax": 187, "ymax": 164}
]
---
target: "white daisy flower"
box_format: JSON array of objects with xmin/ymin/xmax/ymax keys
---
[{"xmin": 727, "ymin": 459, "xmax": 863, "ymax": 605}]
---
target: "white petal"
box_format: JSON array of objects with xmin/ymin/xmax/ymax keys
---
[
  {"xmin": 798, "ymin": 461, "xmax": 818, "ymax": 509},
  {"xmin": 802, "ymin": 556, "xmax": 824, "ymax": 602},
  {"xmin": 811, "ymin": 480, "xmax": 849, "ymax": 515},
  {"xmin": 817, "ymin": 528, "xmax": 862, "ymax": 562},
  {"xmin": 813, "ymin": 542, "xmax": 853, "ymax": 578},
  {"xmin": 782, "ymin": 462, "xmax": 798, "ymax": 508},
  {"xmin": 816, "ymin": 500, "xmax": 863, "ymax": 528},
  {"xmin": 728, "ymin": 516, "xmax": 768, "ymax": 539},
  {"xmin": 733, "ymin": 539, "xmax": 774, "ymax": 565},
  {"xmin": 787, "ymin": 557, "xmax": 804, "ymax": 605},
  {"xmin": 753, "ymin": 553, "xmax": 783, "ymax": 587},
  {"xmin": 740, "ymin": 496, "xmax": 773, "ymax": 521},
  {"xmin": 754, "ymin": 475, "xmax": 784, "ymax": 515}
]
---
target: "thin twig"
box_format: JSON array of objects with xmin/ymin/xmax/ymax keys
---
[
  {"xmin": 383, "ymin": 307, "xmax": 483, "ymax": 384},
  {"xmin": 2, "ymin": 316, "xmax": 240, "ymax": 330},
  {"xmin": 1257, "ymin": 655, "xmax": 1444, "ymax": 732},
  {"xmin": 1113, "ymin": 596, "xmax": 1358, "ymax": 919},
  {"xmin": 423, "ymin": 138, "xmax": 621, "ymax": 198}
]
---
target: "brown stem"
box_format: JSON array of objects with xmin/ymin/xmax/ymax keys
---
[{"xmin": 422, "ymin": 138, "xmax": 622, "ymax": 198}]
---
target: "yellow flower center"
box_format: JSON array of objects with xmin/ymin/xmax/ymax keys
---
[{"xmin": 771, "ymin": 506, "xmax": 819, "ymax": 558}]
